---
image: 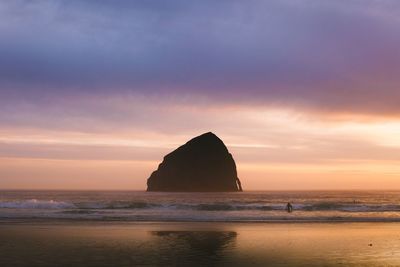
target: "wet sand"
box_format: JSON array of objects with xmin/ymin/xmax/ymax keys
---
[{"xmin": 1, "ymin": 221, "xmax": 400, "ymax": 266}]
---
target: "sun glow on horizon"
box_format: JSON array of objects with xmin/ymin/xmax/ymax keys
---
[{"xmin": 1, "ymin": 106, "xmax": 400, "ymax": 190}]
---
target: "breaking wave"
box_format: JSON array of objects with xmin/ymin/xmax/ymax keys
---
[
  {"xmin": 0, "ymin": 199, "xmax": 76, "ymax": 209},
  {"xmin": 2, "ymin": 199, "xmax": 400, "ymax": 213},
  {"xmin": 2, "ymin": 190, "xmax": 400, "ymax": 222}
]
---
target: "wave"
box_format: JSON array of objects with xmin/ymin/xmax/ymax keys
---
[
  {"xmin": 193, "ymin": 203, "xmax": 279, "ymax": 211},
  {"xmin": 180, "ymin": 202, "xmax": 400, "ymax": 212},
  {"xmin": 2, "ymin": 200, "xmax": 400, "ymax": 213},
  {"xmin": 301, "ymin": 202, "xmax": 400, "ymax": 212},
  {"xmin": 80, "ymin": 202, "xmax": 163, "ymax": 210},
  {"xmin": 85, "ymin": 202, "xmax": 400, "ymax": 212},
  {"xmin": 0, "ymin": 199, "xmax": 76, "ymax": 209}
]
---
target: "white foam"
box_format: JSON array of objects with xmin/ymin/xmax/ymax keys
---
[{"xmin": 0, "ymin": 199, "xmax": 76, "ymax": 209}]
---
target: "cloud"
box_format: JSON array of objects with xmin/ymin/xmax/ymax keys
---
[{"xmin": 0, "ymin": 0, "xmax": 400, "ymax": 115}]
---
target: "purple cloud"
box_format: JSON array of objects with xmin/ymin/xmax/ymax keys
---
[{"xmin": 0, "ymin": 0, "xmax": 400, "ymax": 114}]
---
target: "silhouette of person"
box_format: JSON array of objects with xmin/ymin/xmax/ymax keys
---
[{"xmin": 286, "ymin": 202, "xmax": 293, "ymax": 213}]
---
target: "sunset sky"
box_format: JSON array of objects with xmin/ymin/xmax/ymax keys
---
[{"xmin": 1, "ymin": 0, "xmax": 400, "ymax": 190}]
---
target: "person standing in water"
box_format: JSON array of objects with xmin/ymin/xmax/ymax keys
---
[{"xmin": 286, "ymin": 202, "xmax": 293, "ymax": 213}]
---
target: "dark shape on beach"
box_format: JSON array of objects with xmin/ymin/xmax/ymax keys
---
[
  {"xmin": 152, "ymin": 231, "xmax": 237, "ymax": 251},
  {"xmin": 151, "ymin": 231, "xmax": 237, "ymax": 266},
  {"xmin": 147, "ymin": 132, "xmax": 243, "ymax": 192},
  {"xmin": 286, "ymin": 202, "xmax": 293, "ymax": 213}
]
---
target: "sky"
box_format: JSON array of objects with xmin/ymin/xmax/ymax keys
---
[{"xmin": 1, "ymin": 0, "xmax": 400, "ymax": 190}]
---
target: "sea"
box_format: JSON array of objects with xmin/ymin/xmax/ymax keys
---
[{"xmin": 1, "ymin": 190, "xmax": 400, "ymax": 222}]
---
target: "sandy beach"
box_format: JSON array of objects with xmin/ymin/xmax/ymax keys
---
[{"xmin": 1, "ymin": 221, "xmax": 400, "ymax": 266}]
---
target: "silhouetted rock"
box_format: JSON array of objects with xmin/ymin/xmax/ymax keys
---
[{"xmin": 147, "ymin": 132, "xmax": 243, "ymax": 192}]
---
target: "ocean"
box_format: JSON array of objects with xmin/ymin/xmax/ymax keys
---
[
  {"xmin": 1, "ymin": 190, "xmax": 400, "ymax": 222},
  {"xmin": 2, "ymin": 191, "xmax": 400, "ymax": 266}
]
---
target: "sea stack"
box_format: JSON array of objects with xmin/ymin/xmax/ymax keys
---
[{"xmin": 147, "ymin": 132, "xmax": 243, "ymax": 192}]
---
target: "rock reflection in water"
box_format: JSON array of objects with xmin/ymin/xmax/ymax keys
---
[{"xmin": 150, "ymin": 231, "xmax": 237, "ymax": 266}]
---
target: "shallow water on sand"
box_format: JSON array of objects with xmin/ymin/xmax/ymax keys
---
[{"xmin": 1, "ymin": 222, "xmax": 400, "ymax": 267}]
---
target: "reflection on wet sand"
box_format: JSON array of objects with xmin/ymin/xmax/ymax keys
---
[
  {"xmin": 1, "ymin": 222, "xmax": 400, "ymax": 266},
  {"xmin": 0, "ymin": 223, "xmax": 238, "ymax": 267},
  {"xmin": 151, "ymin": 231, "xmax": 237, "ymax": 266}
]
